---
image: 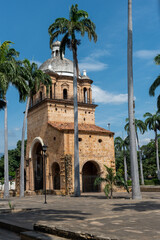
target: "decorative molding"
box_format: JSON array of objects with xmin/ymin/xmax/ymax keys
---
[{"xmin": 29, "ymin": 137, "xmax": 44, "ymax": 159}]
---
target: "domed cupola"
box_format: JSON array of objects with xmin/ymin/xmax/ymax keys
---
[{"xmin": 39, "ymin": 41, "xmax": 81, "ymax": 77}]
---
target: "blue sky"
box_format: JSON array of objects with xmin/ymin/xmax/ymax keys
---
[{"xmin": 0, "ymin": 0, "xmax": 160, "ymax": 152}]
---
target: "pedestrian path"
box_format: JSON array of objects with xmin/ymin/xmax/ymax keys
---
[{"xmin": 0, "ymin": 192, "xmax": 160, "ymax": 240}]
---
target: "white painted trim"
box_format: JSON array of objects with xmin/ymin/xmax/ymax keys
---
[{"xmin": 29, "ymin": 137, "xmax": 44, "ymax": 159}]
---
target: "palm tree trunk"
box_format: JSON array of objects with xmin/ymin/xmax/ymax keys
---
[
  {"xmin": 128, "ymin": 0, "xmax": 141, "ymax": 199},
  {"xmin": 124, "ymin": 154, "xmax": 128, "ymax": 182},
  {"xmin": 4, "ymin": 98, "xmax": 9, "ymax": 198},
  {"xmin": 155, "ymin": 129, "xmax": 160, "ymax": 172},
  {"xmin": 136, "ymin": 132, "xmax": 144, "ymax": 185},
  {"xmin": 72, "ymin": 43, "xmax": 80, "ymax": 197},
  {"xmin": 20, "ymin": 96, "xmax": 30, "ymax": 197}
]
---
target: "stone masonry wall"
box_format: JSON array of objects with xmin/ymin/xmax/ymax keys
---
[
  {"xmin": 48, "ymin": 103, "xmax": 95, "ymax": 124},
  {"xmin": 64, "ymin": 132, "xmax": 115, "ymax": 192}
]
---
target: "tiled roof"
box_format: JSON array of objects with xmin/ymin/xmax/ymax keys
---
[{"xmin": 48, "ymin": 121, "xmax": 114, "ymax": 135}]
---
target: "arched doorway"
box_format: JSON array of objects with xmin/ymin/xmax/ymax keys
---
[
  {"xmin": 52, "ymin": 162, "xmax": 60, "ymax": 190},
  {"xmin": 82, "ymin": 161, "xmax": 100, "ymax": 192},
  {"xmin": 33, "ymin": 143, "xmax": 43, "ymax": 190}
]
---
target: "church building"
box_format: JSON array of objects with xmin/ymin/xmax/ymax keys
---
[{"xmin": 25, "ymin": 41, "xmax": 115, "ymax": 194}]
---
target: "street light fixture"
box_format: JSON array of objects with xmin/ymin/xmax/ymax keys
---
[{"xmin": 42, "ymin": 144, "xmax": 48, "ymax": 204}]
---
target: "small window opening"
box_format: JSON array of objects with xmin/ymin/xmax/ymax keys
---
[
  {"xmin": 56, "ymin": 50, "xmax": 58, "ymax": 56},
  {"xmin": 55, "ymin": 108, "xmax": 57, "ymax": 111},
  {"xmin": 78, "ymin": 138, "xmax": 82, "ymax": 142},
  {"xmin": 98, "ymin": 139, "xmax": 102, "ymax": 143},
  {"xmin": 54, "ymin": 137, "xmax": 56, "ymax": 141},
  {"xmin": 50, "ymin": 86, "xmax": 52, "ymax": 99},
  {"xmin": 63, "ymin": 89, "xmax": 67, "ymax": 99},
  {"xmin": 83, "ymin": 88, "xmax": 87, "ymax": 103},
  {"xmin": 84, "ymin": 118, "xmax": 85, "ymax": 121},
  {"xmin": 89, "ymin": 135, "xmax": 91, "ymax": 138}
]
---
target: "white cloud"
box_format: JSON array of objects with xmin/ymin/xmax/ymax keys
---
[
  {"xmin": 139, "ymin": 138, "xmax": 151, "ymax": 146},
  {"xmin": 92, "ymin": 85, "xmax": 128, "ymax": 104},
  {"xmin": 14, "ymin": 127, "xmax": 21, "ymax": 132},
  {"xmin": 79, "ymin": 60, "xmax": 108, "ymax": 72},
  {"xmin": 134, "ymin": 50, "xmax": 160, "ymax": 60},
  {"xmin": 79, "ymin": 49, "xmax": 109, "ymax": 72}
]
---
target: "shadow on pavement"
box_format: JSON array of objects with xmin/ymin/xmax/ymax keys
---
[
  {"xmin": 0, "ymin": 208, "xmax": 91, "ymax": 229},
  {"xmin": 112, "ymin": 201, "xmax": 160, "ymax": 212}
]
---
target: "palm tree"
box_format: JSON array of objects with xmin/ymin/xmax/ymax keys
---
[
  {"xmin": 19, "ymin": 59, "xmax": 52, "ymax": 197},
  {"xmin": 48, "ymin": 4, "xmax": 97, "ymax": 196},
  {"xmin": 114, "ymin": 136, "xmax": 129, "ymax": 182},
  {"xmin": 143, "ymin": 111, "xmax": 160, "ymax": 174},
  {"xmin": 149, "ymin": 54, "xmax": 160, "ymax": 110},
  {"xmin": 0, "ymin": 41, "xmax": 29, "ymax": 198},
  {"xmin": 125, "ymin": 118, "xmax": 146, "ymax": 185},
  {"xmin": 127, "ymin": 0, "xmax": 141, "ymax": 199},
  {"xmin": 94, "ymin": 165, "xmax": 129, "ymax": 199}
]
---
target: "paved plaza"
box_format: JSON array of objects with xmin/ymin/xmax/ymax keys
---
[{"xmin": 0, "ymin": 192, "xmax": 160, "ymax": 239}]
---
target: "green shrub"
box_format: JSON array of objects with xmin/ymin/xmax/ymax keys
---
[
  {"xmin": 144, "ymin": 179, "xmax": 160, "ymax": 185},
  {"xmin": 127, "ymin": 180, "xmax": 132, "ymax": 186},
  {"xmin": 152, "ymin": 178, "xmax": 160, "ymax": 185},
  {"xmin": 144, "ymin": 179, "xmax": 154, "ymax": 185}
]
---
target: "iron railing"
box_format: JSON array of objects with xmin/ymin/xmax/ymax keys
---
[{"xmin": 30, "ymin": 94, "xmax": 95, "ymax": 108}]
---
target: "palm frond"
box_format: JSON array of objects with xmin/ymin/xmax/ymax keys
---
[
  {"xmin": 157, "ymin": 95, "xmax": 160, "ymax": 111},
  {"xmin": 0, "ymin": 99, "xmax": 6, "ymax": 110},
  {"xmin": 60, "ymin": 33, "xmax": 70, "ymax": 59},
  {"xmin": 149, "ymin": 75, "xmax": 160, "ymax": 96},
  {"xmin": 103, "ymin": 184, "xmax": 110, "ymax": 198},
  {"xmin": 154, "ymin": 54, "xmax": 160, "ymax": 65}
]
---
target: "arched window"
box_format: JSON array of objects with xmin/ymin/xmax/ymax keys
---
[
  {"xmin": 89, "ymin": 88, "xmax": 91, "ymax": 103},
  {"xmin": 83, "ymin": 88, "xmax": 87, "ymax": 103},
  {"xmin": 63, "ymin": 89, "xmax": 67, "ymax": 99},
  {"xmin": 52, "ymin": 162, "xmax": 60, "ymax": 190},
  {"xmin": 50, "ymin": 86, "xmax": 52, "ymax": 99}
]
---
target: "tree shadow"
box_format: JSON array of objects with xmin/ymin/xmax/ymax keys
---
[
  {"xmin": 80, "ymin": 193, "xmax": 131, "ymax": 200},
  {"xmin": 0, "ymin": 208, "xmax": 91, "ymax": 230},
  {"xmin": 112, "ymin": 201, "xmax": 160, "ymax": 212}
]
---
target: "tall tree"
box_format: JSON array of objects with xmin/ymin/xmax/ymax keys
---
[
  {"xmin": 127, "ymin": 0, "xmax": 141, "ymax": 199},
  {"xmin": 0, "ymin": 41, "xmax": 29, "ymax": 198},
  {"xmin": 48, "ymin": 4, "xmax": 97, "ymax": 196},
  {"xmin": 143, "ymin": 111, "xmax": 160, "ymax": 174},
  {"xmin": 115, "ymin": 136, "xmax": 129, "ymax": 182},
  {"xmin": 125, "ymin": 118, "xmax": 146, "ymax": 185},
  {"xmin": 149, "ymin": 54, "xmax": 160, "ymax": 110},
  {"xmin": 20, "ymin": 59, "xmax": 52, "ymax": 197}
]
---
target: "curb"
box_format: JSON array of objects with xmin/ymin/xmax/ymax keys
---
[
  {"xmin": 34, "ymin": 224, "xmax": 119, "ymax": 240},
  {"xmin": 0, "ymin": 220, "xmax": 31, "ymax": 234}
]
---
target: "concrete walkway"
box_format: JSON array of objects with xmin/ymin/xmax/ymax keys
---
[{"xmin": 0, "ymin": 192, "xmax": 160, "ymax": 240}]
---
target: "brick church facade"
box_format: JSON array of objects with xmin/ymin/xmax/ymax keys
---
[{"xmin": 25, "ymin": 41, "xmax": 115, "ymax": 194}]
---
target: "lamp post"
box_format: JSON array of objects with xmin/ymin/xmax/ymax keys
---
[{"xmin": 42, "ymin": 144, "xmax": 48, "ymax": 204}]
